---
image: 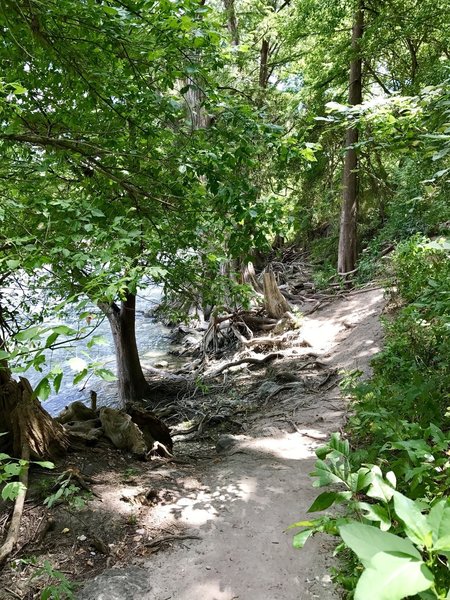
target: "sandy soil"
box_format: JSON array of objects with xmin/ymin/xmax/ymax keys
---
[{"xmin": 106, "ymin": 288, "xmax": 385, "ymax": 600}]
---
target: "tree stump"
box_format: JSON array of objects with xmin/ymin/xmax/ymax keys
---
[
  {"xmin": 263, "ymin": 271, "xmax": 291, "ymax": 319},
  {"xmin": 0, "ymin": 373, "xmax": 68, "ymax": 460}
]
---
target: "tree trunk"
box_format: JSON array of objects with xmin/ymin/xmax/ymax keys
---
[
  {"xmin": 337, "ymin": 1, "xmax": 364, "ymax": 276},
  {"xmin": 263, "ymin": 270, "xmax": 291, "ymax": 319},
  {"xmin": 0, "ymin": 361, "xmax": 68, "ymax": 459},
  {"xmin": 259, "ymin": 38, "xmax": 270, "ymax": 89},
  {"xmin": 100, "ymin": 292, "xmax": 152, "ymax": 407},
  {"xmin": 223, "ymin": 0, "xmax": 239, "ymax": 46}
]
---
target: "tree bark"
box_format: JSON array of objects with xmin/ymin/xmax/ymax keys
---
[
  {"xmin": 337, "ymin": 1, "xmax": 364, "ymax": 276},
  {"xmin": 0, "ymin": 361, "xmax": 68, "ymax": 459},
  {"xmin": 259, "ymin": 38, "xmax": 270, "ymax": 89},
  {"xmin": 263, "ymin": 271, "xmax": 291, "ymax": 319},
  {"xmin": 223, "ymin": 0, "xmax": 239, "ymax": 46},
  {"xmin": 100, "ymin": 292, "xmax": 152, "ymax": 407}
]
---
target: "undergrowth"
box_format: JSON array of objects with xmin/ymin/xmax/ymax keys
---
[{"xmin": 292, "ymin": 236, "xmax": 450, "ymax": 600}]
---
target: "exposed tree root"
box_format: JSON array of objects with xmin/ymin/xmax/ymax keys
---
[{"xmin": 209, "ymin": 352, "xmax": 285, "ymax": 377}]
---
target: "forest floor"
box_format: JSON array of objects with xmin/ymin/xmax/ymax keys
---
[{"xmin": 0, "ymin": 286, "xmax": 385, "ymax": 600}]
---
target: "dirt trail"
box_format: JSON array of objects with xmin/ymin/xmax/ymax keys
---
[{"xmin": 84, "ymin": 288, "xmax": 384, "ymax": 600}]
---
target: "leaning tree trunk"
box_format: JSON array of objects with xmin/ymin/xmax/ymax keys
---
[
  {"xmin": 100, "ymin": 292, "xmax": 152, "ymax": 407},
  {"xmin": 0, "ymin": 360, "xmax": 68, "ymax": 460},
  {"xmin": 337, "ymin": 1, "xmax": 364, "ymax": 276}
]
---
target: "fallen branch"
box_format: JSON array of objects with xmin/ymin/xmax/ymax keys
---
[{"xmin": 0, "ymin": 442, "xmax": 30, "ymax": 564}]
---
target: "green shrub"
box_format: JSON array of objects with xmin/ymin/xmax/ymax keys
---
[{"xmin": 293, "ymin": 235, "xmax": 450, "ymax": 599}]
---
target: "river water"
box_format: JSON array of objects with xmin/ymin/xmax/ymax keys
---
[{"xmin": 25, "ymin": 287, "xmax": 173, "ymax": 416}]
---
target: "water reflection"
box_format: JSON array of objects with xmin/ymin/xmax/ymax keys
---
[{"xmin": 26, "ymin": 287, "xmax": 172, "ymax": 415}]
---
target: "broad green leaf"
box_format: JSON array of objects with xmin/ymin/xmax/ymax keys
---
[
  {"xmin": 12, "ymin": 84, "xmax": 27, "ymax": 95},
  {"xmin": 434, "ymin": 534, "xmax": 450, "ymax": 552},
  {"xmin": 73, "ymin": 369, "xmax": 88, "ymax": 385},
  {"xmin": 0, "ymin": 350, "xmax": 10, "ymax": 360},
  {"xmin": 33, "ymin": 461, "xmax": 54, "ymax": 470},
  {"xmin": 354, "ymin": 552, "xmax": 433, "ymax": 600},
  {"xmin": 427, "ymin": 499, "xmax": 450, "ymax": 543},
  {"xmin": 95, "ymin": 368, "xmax": 117, "ymax": 382},
  {"xmin": 349, "ymin": 467, "xmax": 372, "ymax": 492},
  {"xmin": 15, "ymin": 326, "xmax": 42, "ymax": 341},
  {"xmin": 310, "ymin": 459, "xmax": 344, "ymax": 486},
  {"xmin": 52, "ymin": 325, "xmax": 77, "ymax": 336},
  {"xmin": 293, "ymin": 529, "xmax": 314, "ymax": 548},
  {"xmin": 357, "ymin": 502, "xmax": 391, "ymax": 531},
  {"xmin": 308, "ymin": 491, "xmax": 351, "ymax": 512},
  {"xmin": 328, "ymin": 432, "xmax": 350, "ymax": 456},
  {"xmin": 367, "ymin": 474, "xmax": 395, "ymax": 503},
  {"xmin": 307, "ymin": 491, "xmax": 338, "ymax": 512},
  {"xmin": 102, "ymin": 6, "xmax": 118, "ymax": 15},
  {"xmin": 53, "ymin": 372, "xmax": 63, "ymax": 393},
  {"xmin": 35, "ymin": 377, "xmax": 51, "ymax": 402},
  {"xmin": 6, "ymin": 259, "xmax": 20, "ymax": 269},
  {"xmin": 45, "ymin": 332, "xmax": 59, "ymax": 347},
  {"xmin": 2, "ymin": 481, "xmax": 26, "ymax": 501},
  {"xmin": 339, "ymin": 523, "xmax": 421, "ymax": 566},
  {"xmin": 393, "ymin": 491, "xmax": 432, "ymax": 548},
  {"xmin": 0, "ymin": 453, "xmax": 12, "ymax": 460},
  {"xmin": 87, "ymin": 335, "xmax": 108, "ymax": 349},
  {"xmin": 4, "ymin": 462, "xmax": 22, "ymax": 476}
]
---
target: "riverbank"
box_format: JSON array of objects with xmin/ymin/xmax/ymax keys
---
[{"xmin": 0, "ymin": 287, "xmax": 385, "ymax": 600}]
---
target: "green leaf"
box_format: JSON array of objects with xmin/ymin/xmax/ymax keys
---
[
  {"xmin": 15, "ymin": 326, "xmax": 42, "ymax": 341},
  {"xmin": 357, "ymin": 502, "xmax": 391, "ymax": 531},
  {"xmin": 45, "ymin": 332, "xmax": 59, "ymax": 347},
  {"xmin": 53, "ymin": 372, "xmax": 63, "ymax": 394},
  {"xmin": 393, "ymin": 491, "xmax": 432, "ymax": 548},
  {"xmin": 35, "ymin": 377, "xmax": 51, "ymax": 401},
  {"xmin": 86, "ymin": 335, "xmax": 108, "ymax": 349},
  {"xmin": 367, "ymin": 473, "xmax": 395, "ymax": 503},
  {"xmin": 12, "ymin": 84, "xmax": 27, "ymax": 95},
  {"xmin": 2, "ymin": 481, "xmax": 26, "ymax": 501},
  {"xmin": 354, "ymin": 552, "xmax": 433, "ymax": 600},
  {"xmin": 52, "ymin": 325, "xmax": 77, "ymax": 336},
  {"xmin": 293, "ymin": 529, "xmax": 314, "ymax": 548},
  {"xmin": 6, "ymin": 259, "xmax": 20, "ymax": 269},
  {"xmin": 94, "ymin": 368, "xmax": 117, "ymax": 382},
  {"xmin": 434, "ymin": 534, "xmax": 450, "ymax": 552},
  {"xmin": 0, "ymin": 350, "xmax": 10, "ymax": 360},
  {"xmin": 4, "ymin": 462, "xmax": 22, "ymax": 476},
  {"xmin": 33, "ymin": 461, "xmax": 54, "ymax": 470},
  {"xmin": 102, "ymin": 6, "xmax": 118, "ymax": 15},
  {"xmin": 339, "ymin": 523, "xmax": 422, "ymax": 567},
  {"xmin": 308, "ymin": 491, "xmax": 339, "ymax": 512},
  {"xmin": 427, "ymin": 499, "xmax": 450, "ymax": 543},
  {"xmin": 310, "ymin": 459, "xmax": 345, "ymax": 487},
  {"xmin": 308, "ymin": 491, "xmax": 351, "ymax": 512},
  {"xmin": 73, "ymin": 369, "xmax": 88, "ymax": 385},
  {"xmin": 349, "ymin": 467, "xmax": 372, "ymax": 492}
]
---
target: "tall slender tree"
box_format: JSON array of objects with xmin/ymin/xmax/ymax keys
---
[{"xmin": 337, "ymin": 0, "xmax": 364, "ymax": 276}]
